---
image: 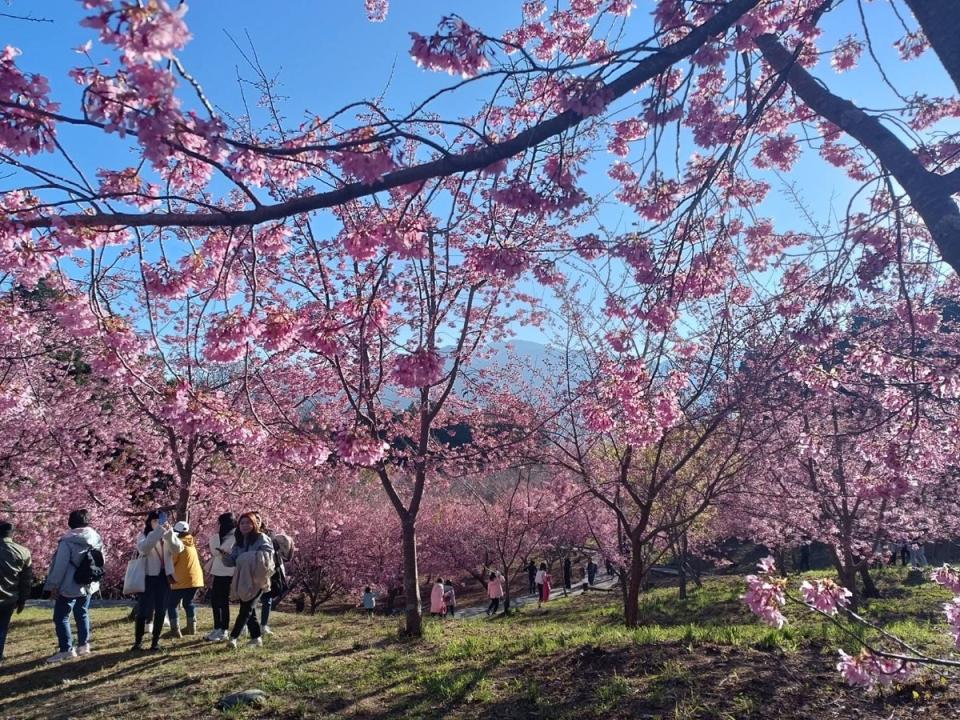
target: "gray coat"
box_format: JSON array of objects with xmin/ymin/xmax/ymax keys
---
[
  {"xmin": 223, "ymin": 533, "xmax": 273, "ymax": 567},
  {"xmin": 43, "ymin": 527, "xmax": 104, "ymax": 598}
]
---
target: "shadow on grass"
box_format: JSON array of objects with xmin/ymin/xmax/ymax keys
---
[{"xmin": 0, "ymin": 651, "xmax": 169, "ymax": 714}]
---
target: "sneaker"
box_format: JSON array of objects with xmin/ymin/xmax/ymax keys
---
[
  {"xmin": 204, "ymin": 629, "xmax": 224, "ymax": 642},
  {"xmin": 227, "ymin": 637, "xmax": 238, "ymax": 649},
  {"xmin": 262, "ymin": 625, "xmax": 273, "ymax": 636},
  {"xmin": 162, "ymin": 627, "xmax": 182, "ymax": 639},
  {"xmin": 129, "ymin": 642, "xmax": 144, "ymax": 653},
  {"xmin": 46, "ymin": 649, "xmax": 77, "ymax": 664},
  {"xmin": 76, "ymin": 643, "xmax": 92, "ymax": 656},
  {"xmin": 148, "ymin": 642, "xmax": 163, "ymax": 653},
  {"xmin": 247, "ymin": 637, "xmax": 263, "ymax": 648}
]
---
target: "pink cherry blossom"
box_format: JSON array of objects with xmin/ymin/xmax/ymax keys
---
[{"xmin": 800, "ymin": 578, "xmax": 853, "ymax": 615}]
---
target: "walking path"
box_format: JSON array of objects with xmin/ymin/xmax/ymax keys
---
[{"xmin": 457, "ymin": 575, "xmax": 621, "ymax": 620}]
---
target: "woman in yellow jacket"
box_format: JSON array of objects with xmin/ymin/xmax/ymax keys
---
[{"xmin": 164, "ymin": 521, "xmax": 205, "ymax": 637}]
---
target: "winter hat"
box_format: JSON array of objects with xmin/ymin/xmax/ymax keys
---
[{"xmin": 173, "ymin": 521, "xmax": 190, "ymax": 534}]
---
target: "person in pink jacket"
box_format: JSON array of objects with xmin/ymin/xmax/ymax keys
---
[
  {"xmin": 430, "ymin": 578, "xmax": 446, "ymax": 617},
  {"xmin": 485, "ymin": 572, "xmax": 504, "ymax": 617}
]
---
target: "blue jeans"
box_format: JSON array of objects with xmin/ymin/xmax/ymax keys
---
[
  {"xmin": 0, "ymin": 604, "xmax": 14, "ymax": 659},
  {"xmin": 168, "ymin": 588, "xmax": 198, "ymax": 625},
  {"xmin": 260, "ymin": 594, "xmax": 272, "ymax": 627},
  {"xmin": 54, "ymin": 595, "xmax": 91, "ymax": 652}
]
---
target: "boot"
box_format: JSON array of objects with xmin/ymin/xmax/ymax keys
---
[
  {"xmin": 131, "ymin": 618, "xmax": 146, "ymax": 651},
  {"xmin": 184, "ymin": 620, "xmax": 196, "ymax": 636},
  {"xmin": 163, "ymin": 619, "xmax": 182, "ymax": 639}
]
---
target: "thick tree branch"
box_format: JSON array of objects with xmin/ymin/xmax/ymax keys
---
[
  {"xmin": 903, "ymin": 0, "xmax": 960, "ymax": 95},
  {"xmin": 20, "ymin": 0, "xmax": 760, "ymax": 231},
  {"xmin": 756, "ymin": 33, "xmax": 960, "ymax": 276}
]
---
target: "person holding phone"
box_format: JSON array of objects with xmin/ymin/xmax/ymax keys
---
[
  {"xmin": 222, "ymin": 512, "xmax": 274, "ymax": 649},
  {"xmin": 131, "ymin": 510, "xmax": 170, "ymax": 652}
]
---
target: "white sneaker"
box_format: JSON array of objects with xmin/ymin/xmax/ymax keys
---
[
  {"xmin": 227, "ymin": 637, "xmax": 238, "ymax": 649},
  {"xmin": 76, "ymin": 643, "xmax": 92, "ymax": 656},
  {"xmin": 262, "ymin": 625, "xmax": 273, "ymax": 636},
  {"xmin": 247, "ymin": 637, "xmax": 262, "ymax": 648},
  {"xmin": 46, "ymin": 649, "xmax": 77, "ymax": 663},
  {"xmin": 204, "ymin": 629, "xmax": 224, "ymax": 642}
]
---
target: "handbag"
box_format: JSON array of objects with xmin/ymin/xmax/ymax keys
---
[{"xmin": 122, "ymin": 553, "xmax": 146, "ymax": 596}]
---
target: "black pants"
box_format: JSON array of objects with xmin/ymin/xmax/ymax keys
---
[
  {"xmin": 136, "ymin": 574, "xmax": 169, "ymax": 644},
  {"xmin": 231, "ymin": 591, "xmax": 262, "ymax": 640},
  {"xmin": 211, "ymin": 576, "xmax": 232, "ymax": 631},
  {"xmin": 528, "ymin": 576, "xmax": 536, "ymax": 594},
  {"xmin": 486, "ymin": 597, "xmax": 500, "ymax": 614},
  {"xmin": 0, "ymin": 604, "xmax": 14, "ymax": 659}
]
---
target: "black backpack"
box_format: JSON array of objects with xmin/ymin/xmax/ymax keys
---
[{"xmin": 73, "ymin": 547, "xmax": 105, "ymax": 585}]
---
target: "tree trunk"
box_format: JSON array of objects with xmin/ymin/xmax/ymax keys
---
[
  {"xmin": 903, "ymin": 0, "xmax": 960, "ymax": 94},
  {"xmin": 624, "ymin": 537, "xmax": 644, "ymax": 627},
  {"xmin": 401, "ymin": 519, "xmax": 423, "ymax": 637},
  {"xmin": 859, "ymin": 563, "xmax": 879, "ymax": 599}
]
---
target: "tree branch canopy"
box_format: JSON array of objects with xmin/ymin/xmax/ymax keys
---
[
  {"xmin": 756, "ymin": 32, "xmax": 960, "ymax": 276},
  {"xmin": 21, "ymin": 0, "xmax": 760, "ymax": 232}
]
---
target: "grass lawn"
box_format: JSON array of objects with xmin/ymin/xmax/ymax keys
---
[{"xmin": 1, "ymin": 568, "xmax": 959, "ymax": 719}]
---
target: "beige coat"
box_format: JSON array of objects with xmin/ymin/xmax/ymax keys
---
[{"xmin": 229, "ymin": 550, "xmax": 274, "ymax": 603}]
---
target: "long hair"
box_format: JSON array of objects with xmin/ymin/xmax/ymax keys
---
[
  {"xmin": 217, "ymin": 512, "xmax": 235, "ymax": 542},
  {"xmin": 142, "ymin": 511, "xmax": 160, "ymax": 537}
]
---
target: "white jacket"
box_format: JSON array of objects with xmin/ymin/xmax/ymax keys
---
[
  {"xmin": 208, "ymin": 532, "xmax": 236, "ymax": 577},
  {"xmin": 136, "ymin": 526, "xmax": 166, "ymax": 577}
]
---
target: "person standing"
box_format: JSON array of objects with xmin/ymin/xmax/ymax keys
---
[
  {"xmin": 538, "ymin": 564, "xmax": 552, "ymax": 609},
  {"xmin": 43, "ymin": 509, "xmax": 104, "ymax": 663},
  {"xmin": 362, "ymin": 587, "xmax": 376, "ymax": 617},
  {"xmin": 485, "ymin": 572, "xmax": 503, "ymax": 617},
  {"xmin": 443, "ymin": 579, "xmax": 456, "ymax": 618},
  {"xmin": 586, "ymin": 558, "xmax": 598, "ymax": 586},
  {"xmin": 260, "ymin": 528, "xmax": 294, "ymax": 636},
  {"xmin": 0, "ymin": 522, "xmax": 32, "ymax": 664},
  {"xmin": 206, "ymin": 512, "xmax": 236, "ymax": 641},
  {"xmin": 563, "ymin": 557, "xmax": 572, "ymax": 590},
  {"xmin": 164, "ymin": 521, "xmax": 204, "ymax": 637},
  {"xmin": 223, "ymin": 512, "xmax": 274, "ymax": 649},
  {"xmin": 526, "ymin": 560, "xmax": 537, "ymax": 595},
  {"xmin": 131, "ymin": 511, "xmax": 170, "ymax": 652},
  {"xmin": 534, "ymin": 562, "xmax": 546, "ymax": 604},
  {"xmin": 430, "ymin": 578, "xmax": 446, "ymax": 617}
]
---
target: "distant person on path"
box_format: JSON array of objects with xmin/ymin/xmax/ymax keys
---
[
  {"xmin": 527, "ymin": 560, "xmax": 537, "ymax": 594},
  {"xmin": 563, "ymin": 557, "xmax": 572, "ymax": 590},
  {"xmin": 206, "ymin": 512, "xmax": 236, "ymax": 642},
  {"xmin": 443, "ymin": 579, "xmax": 456, "ymax": 618},
  {"xmin": 362, "ymin": 587, "xmax": 376, "ymax": 617},
  {"xmin": 430, "ymin": 578, "xmax": 446, "ymax": 617},
  {"xmin": 224, "ymin": 512, "xmax": 274, "ymax": 649},
  {"xmin": 900, "ymin": 543, "xmax": 909, "ymax": 566},
  {"xmin": 586, "ymin": 558, "xmax": 598, "ymax": 586},
  {"xmin": 606, "ymin": 559, "xmax": 614, "ymax": 577},
  {"xmin": 799, "ymin": 544, "xmax": 811, "ymax": 572},
  {"xmin": 43, "ymin": 509, "xmax": 104, "ymax": 663},
  {"xmin": 132, "ymin": 510, "xmax": 170, "ymax": 652},
  {"xmin": 0, "ymin": 522, "xmax": 32, "ymax": 665},
  {"xmin": 534, "ymin": 563, "xmax": 546, "ymax": 604},
  {"xmin": 909, "ymin": 542, "xmax": 928, "ymax": 568},
  {"xmin": 485, "ymin": 572, "xmax": 504, "ymax": 616},
  {"xmin": 164, "ymin": 521, "xmax": 204, "ymax": 638},
  {"xmin": 538, "ymin": 566, "xmax": 552, "ymax": 608}
]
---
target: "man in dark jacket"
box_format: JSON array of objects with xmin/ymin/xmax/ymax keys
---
[{"xmin": 0, "ymin": 522, "xmax": 33, "ymax": 664}]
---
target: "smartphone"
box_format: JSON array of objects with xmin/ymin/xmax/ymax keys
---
[{"xmin": 158, "ymin": 511, "xmax": 167, "ymax": 525}]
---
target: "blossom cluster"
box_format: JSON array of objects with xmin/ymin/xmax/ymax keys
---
[
  {"xmin": 410, "ymin": 16, "xmax": 490, "ymax": 78},
  {"xmin": 0, "ymin": 46, "xmax": 57, "ymax": 155},
  {"xmin": 836, "ymin": 650, "xmax": 914, "ymax": 689},
  {"xmin": 799, "ymin": 578, "xmax": 852, "ymax": 615},
  {"xmin": 741, "ymin": 556, "xmax": 787, "ymax": 629},
  {"xmin": 392, "ymin": 349, "xmax": 445, "ymax": 389}
]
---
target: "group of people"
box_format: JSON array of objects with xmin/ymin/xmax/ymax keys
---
[
  {"xmin": 127, "ymin": 509, "xmax": 294, "ymax": 657},
  {"xmin": 430, "ymin": 577, "xmax": 458, "ymax": 618},
  {"xmin": 0, "ymin": 507, "xmax": 295, "ymax": 665}
]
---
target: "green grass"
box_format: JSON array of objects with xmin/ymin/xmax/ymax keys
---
[{"xmin": 0, "ymin": 569, "xmax": 957, "ymax": 719}]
